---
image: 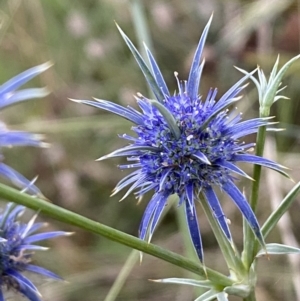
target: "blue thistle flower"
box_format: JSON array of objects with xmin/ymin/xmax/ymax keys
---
[
  {"xmin": 0, "ymin": 62, "xmax": 51, "ymax": 196},
  {"xmin": 73, "ymin": 16, "xmax": 286, "ymax": 261},
  {"xmin": 0, "ymin": 202, "xmax": 71, "ymax": 301}
]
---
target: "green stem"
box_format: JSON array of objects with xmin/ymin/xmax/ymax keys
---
[
  {"xmin": 104, "ymin": 250, "xmax": 139, "ymax": 301},
  {"xmin": 0, "ymin": 183, "xmax": 233, "ymax": 287},
  {"xmin": 199, "ymin": 195, "xmax": 246, "ymax": 279},
  {"xmin": 250, "ymin": 125, "xmax": 267, "ymax": 212},
  {"xmin": 243, "ymin": 124, "xmax": 267, "ymax": 269}
]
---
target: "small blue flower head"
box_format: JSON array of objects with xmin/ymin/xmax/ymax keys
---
[
  {"xmin": 0, "ymin": 62, "xmax": 52, "ymax": 196},
  {"xmin": 73, "ymin": 16, "xmax": 286, "ymax": 261},
  {"xmin": 0, "ymin": 203, "xmax": 71, "ymax": 301}
]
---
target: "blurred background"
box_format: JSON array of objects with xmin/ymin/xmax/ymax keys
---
[{"xmin": 1, "ymin": 0, "xmax": 300, "ymax": 300}]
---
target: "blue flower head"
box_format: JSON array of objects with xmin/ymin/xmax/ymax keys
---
[
  {"xmin": 0, "ymin": 62, "xmax": 51, "ymax": 196},
  {"xmin": 73, "ymin": 16, "xmax": 286, "ymax": 261},
  {"xmin": 0, "ymin": 203, "xmax": 71, "ymax": 301}
]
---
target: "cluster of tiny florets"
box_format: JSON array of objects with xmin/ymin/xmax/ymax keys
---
[{"xmin": 130, "ymin": 93, "xmax": 240, "ymax": 196}]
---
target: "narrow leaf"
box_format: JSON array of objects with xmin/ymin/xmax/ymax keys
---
[
  {"xmin": 256, "ymin": 243, "xmax": 300, "ymax": 257},
  {"xmin": 151, "ymin": 277, "xmax": 213, "ymax": 289},
  {"xmin": 262, "ymin": 182, "xmax": 300, "ymax": 238}
]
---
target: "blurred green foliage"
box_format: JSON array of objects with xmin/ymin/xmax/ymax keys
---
[{"xmin": 0, "ymin": 0, "xmax": 300, "ymax": 300}]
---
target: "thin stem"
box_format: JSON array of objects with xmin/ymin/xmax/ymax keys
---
[
  {"xmin": 0, "ymin": 183, "xmax": 233, "ymax": 287},
  {"xmin": 250, "ymin": 125, "xmax": 267, "ymax": 211},
  {"xmin": 104, "ymin": 250, "xmax": 139, "ymax": 301},
  {"xmin": 243, "ymin": 124, "xmax": 267, "ymax": 269},
  {"xmin": 199, "ymin": 195, "xmax": 246, "ymax": 279}
]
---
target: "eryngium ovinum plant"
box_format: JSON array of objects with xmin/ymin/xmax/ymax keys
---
[{"xmin": 73, "ymin": 15, "xmax": 300, "ymax": 301}]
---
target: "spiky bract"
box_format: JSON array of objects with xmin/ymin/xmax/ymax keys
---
[{"xmin": 0, "ymin": 63, "xmax": 51, "ymax": 196}]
